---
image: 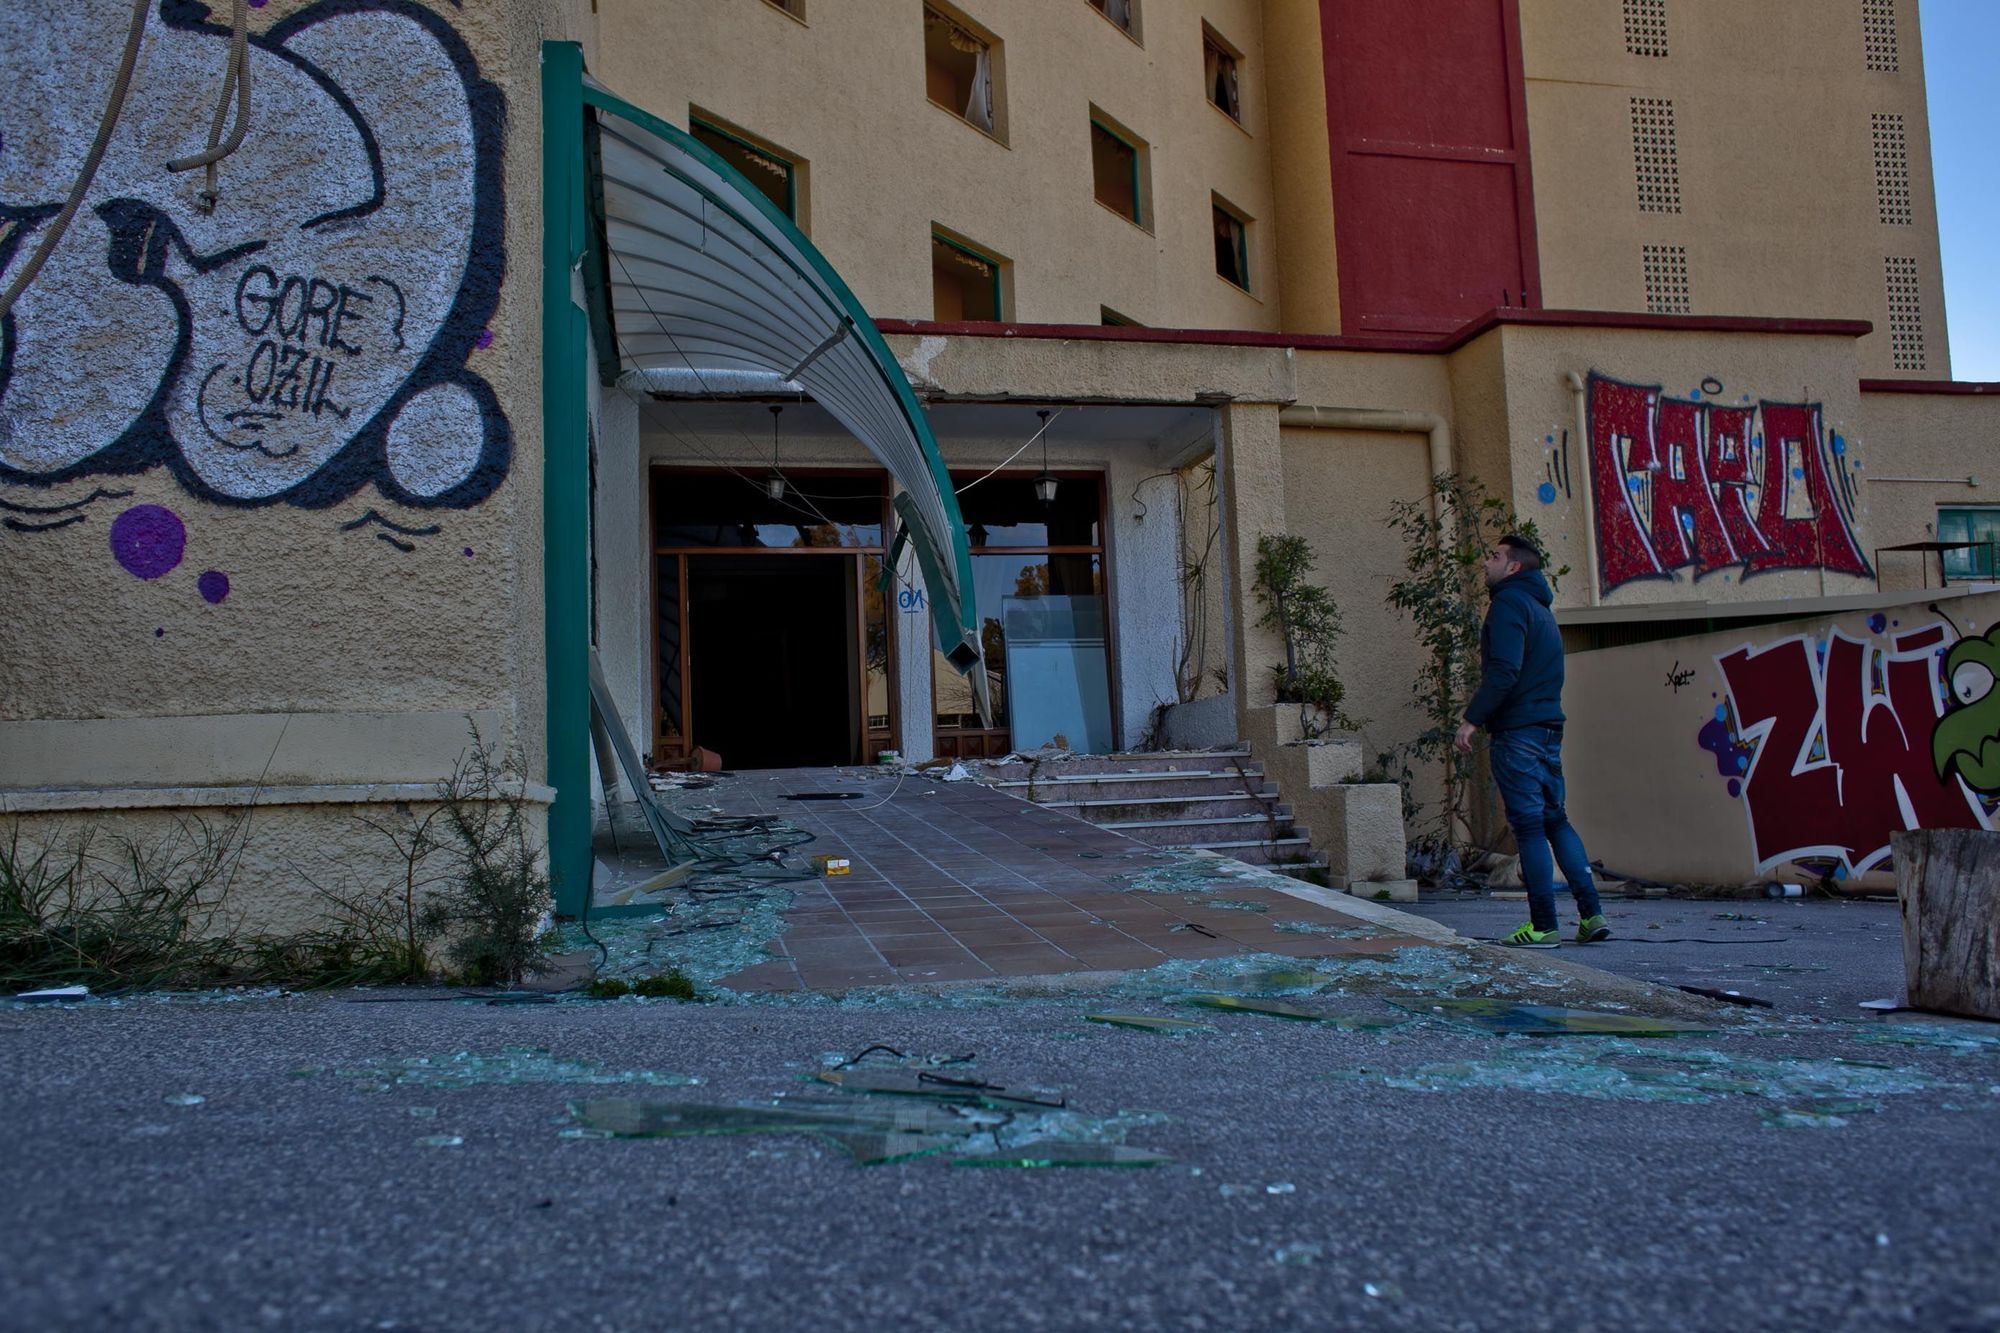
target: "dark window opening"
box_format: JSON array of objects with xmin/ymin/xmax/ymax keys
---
[
  {"xmin": 653, "ymin": 471, "xmax": 885, "ymax": 549},
  {"xmin": 689, "ymin": 117, "xmax": 798, "ymax": 222},
  {"xmin": 1213, "ymin": 203, "xmax": 1248, "ymax": 289},
  {"xmin": 1091, "ymin": 120, "xmax": 1142, "ymax": 225},
  {"xmin": 1100, "ymin": 306, "xmax": 1140, "ymax": 326},
  {"xmin": 1203, "ymin": 29, "xmax": 1241, "ymax": 121},
  {"xmin": 1088, "ymin": 0, "xmax": 1134, "ymax": 34},
  {"xmin": 932, "ymin": 232, "xmax": 1003, "ymax": 321}
]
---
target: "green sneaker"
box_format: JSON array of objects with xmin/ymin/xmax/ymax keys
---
[
  {"xmin": 1575, "ymin": 914, "xmax": 1611, "ymax": 944},
  {"xmin": 1499, "ymin": 922, "xmax": 1560, "ymax": 949}
]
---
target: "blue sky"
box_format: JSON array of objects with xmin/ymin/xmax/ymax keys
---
[{"xmin": 1923, "ymin": 0, "xmax": 2000, "ymax": 380}]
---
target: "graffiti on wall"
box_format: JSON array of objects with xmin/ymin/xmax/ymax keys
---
[
  {"xmin": 1703, "ymin": 617, "xmax": 2000, "ymax": 876},
  {"xmin": 0, "ymin": 0, "xmax": 508, "ymax": 517},
  {"xmin": 1585, "ymin": 372, "xmax": 1868, "ymax": 596}
]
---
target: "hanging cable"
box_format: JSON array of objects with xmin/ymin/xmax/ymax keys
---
[
  {"xmin": 165, "ymin": 0, "xmax": 252, "ymax": 212},
  {"xmin": 0, "ymin": 0, "xmax": 151, "ymax": 324},
  {"xmin": 954, "ymin": 408, "xmax": 1067, "ymax": 494}
]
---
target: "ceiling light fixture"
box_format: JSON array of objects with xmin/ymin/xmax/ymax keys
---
[
  {"xmin": 1033, "ymin": 409, "xmax": 1058, "ymax": 506},
  {"xmin": 766, "ymin": 404, "xmax": 786, "ymax": 502}
]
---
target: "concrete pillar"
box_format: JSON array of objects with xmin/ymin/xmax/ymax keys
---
[{"xmin": 1216, "ymin": 401, "xmax": 1290, "ymax": 738}]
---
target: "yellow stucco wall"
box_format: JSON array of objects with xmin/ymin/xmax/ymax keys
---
[
  {"xmin": 593, "ymin": 0, "xmax": 1286, "ymax": 330},
  {"xmin": 1857, "ymin": 389, "xmax": 2000, "ymax": 593},
  {"xmin": 1520, "ymin": 0, "xmax": 1947, "ymax": 379}
]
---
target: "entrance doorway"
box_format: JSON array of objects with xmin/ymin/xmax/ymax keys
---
[
  {"xmin": 686, "ymin": 555, "xmax": 855, "ymax": 768},
  {"xmin": 653, "ymin": 468, "xmax": 895, "ymax": 770}
]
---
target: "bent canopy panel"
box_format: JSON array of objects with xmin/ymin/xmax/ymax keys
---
[{"xmin": 582, "ymin": 79, "xmax": 988, "ymax": 722}]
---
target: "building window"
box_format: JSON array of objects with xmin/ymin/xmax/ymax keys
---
[
  {"xmin": 1203, "ymin": 26, "xmax": 1241, "ymax": 122},
  {"xmin": 1630, "ymin": 97, "xmax": 1681, "ymax": 213},
  {"xmin": 1088, "ymin": 0, "xmax": 1136, "ymax": 36},
  {"xmin": 1212, "ymin": 199, "xmax": 1249, "ymax": 290},
  {"xmin": 1642, "ymin": 244, "xmax": 1690, "ymax": 314},
  {"xmin": 1863, "ymin": 0, "xmax": 1898, "ymax": 72},
  {"xmin": 1886, "ymin": 255, "xmax": 1926, "ymax": 370},
  {"xmin": 1090, "ymin": 116, "xmax": 1144, "ymax": 226},
  {"xmin": 925, "ymin": 5, "xmax": 1000, "ymax": 137},
  {"xmin": 932, "ymin": 230, "xmax": 1004, "ymax": 321},
  {"xmin": 1939, "ymin": 508, "xmax": 2000, "ymax": 580},
  {"xmin": 1623, "ymin": 0, "xmax": 1668, "ymax": 57},
  {"xmin": 1872, "ymin": 113, "xmax": 1912, "ymax": 225},
  {"xmin": 689, "ymin": 116, "xmax": 801, "ymax": 224},
  {"xmin": 1100, "ymin": 306, "xmax": 1140, "ymax": 326}
]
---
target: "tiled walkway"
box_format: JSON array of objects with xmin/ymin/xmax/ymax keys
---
[{"xmin": 672, "ymin": 768, "xmax": 1434, "ymax": 993}]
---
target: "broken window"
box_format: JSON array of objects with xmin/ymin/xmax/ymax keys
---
[
  {"xmin": 925, "ymin": 6, "xmax": 999, "ymax": 136},
  {"xmin": 1088, "ymin": 0, "xmax": 1135, "ymax": 35},
  {"xmin": 689, "ymin": 116, "xmax": 801, "ymax": 224},
  {"xmin": 1938, "ymin": 507, "xmax": 2000, "ymax": 580},
  {"xmin": 1203, "ymin": 27, "xmax": 1241, "ymax": 121},
  {"xmin": 1090, "ymin": 118, "xmax": 1143, "ymax": 226},
  {"xmin": 931, "ymin": 231, "xmax": 1004, "ymax": 322},
  {"xmin": 1212, "ymin": 200, "xmax": 1249, "ymax": 290}
]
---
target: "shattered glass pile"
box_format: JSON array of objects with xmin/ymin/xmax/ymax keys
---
[{"xmin": 563, "ymin": 1048, "xmax": 1172, "ymax": 1168}]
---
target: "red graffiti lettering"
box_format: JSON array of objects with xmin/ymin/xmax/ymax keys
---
[
  {"xmin": 1587, "ymin": 373, "xmax": 1869, "ymax": 595},
  {"xmin": 1718, "ymin": 630, "xmax": 1987, "ymax": 873}
]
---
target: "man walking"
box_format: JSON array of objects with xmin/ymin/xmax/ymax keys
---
[{"xmin": 1453, "ymin": 534, "xmax": 1610, "ymax": 948}]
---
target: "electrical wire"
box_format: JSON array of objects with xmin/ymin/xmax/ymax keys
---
[{"xmin": 954, "ymin": 408, "xmax": 1067, "ymax": 494}]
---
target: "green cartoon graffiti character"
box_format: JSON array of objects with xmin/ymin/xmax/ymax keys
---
[{"xmin": 1934, "ymin": 628, "xmax": 2000, "ymax": 795}]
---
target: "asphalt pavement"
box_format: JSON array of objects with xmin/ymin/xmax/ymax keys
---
[{"xmin": 5, "ymin": 899, "xmax": 1999, "ymax": 1333}]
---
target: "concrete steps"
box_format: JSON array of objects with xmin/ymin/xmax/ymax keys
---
[{"xmin": 1001, "ymin": 750, "xmax": 1328, "ymax": 881}]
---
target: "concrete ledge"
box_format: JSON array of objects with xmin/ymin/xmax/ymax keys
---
[
  {"xmin": 0, "ymin": 780, "xmax": 556, "ymax": 815},
  {"xmin": 0, "ymin": 710, "xmax": 507, "ymax": 789},
  {"xmin": 1267, "ymin": 880, "xmax": 1460, "ymax": 944}
]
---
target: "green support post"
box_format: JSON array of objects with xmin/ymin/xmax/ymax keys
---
[{"xmin": 542, "ymin": 41, "xmax": 592, "ymax": 916}]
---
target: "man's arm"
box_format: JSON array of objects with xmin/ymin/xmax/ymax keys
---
[{"xmin": 1461, "ymin": 598, "xmax": 1527, "ymax": 730}]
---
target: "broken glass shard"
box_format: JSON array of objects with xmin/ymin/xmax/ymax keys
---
[
  {"xmin": 163, "ymin": 1093, "xmax": 205, "ymax": 1106},
  {"xmin": 813, "ymin": 1068, "xmax": 1065, "ymax": 1108},
  {"xmin": 336, "ymin": 1047, "xmax": 702, "ymax": 1091},
  {"xmin": 1186, "ymin": 994, "xmax": 1329, "ymax": 1022},
  {"xmin": 950, "ymin": 1142, "xmax": 1172, "ymax": 1168},
  {"xmin": 1085, "ymin": 1013, "xmax": 1214, "ymax": 1034},
  {"xmin": 416, "ymin": 1134, "xmax": 464, "ymax": 1147},
  {"xmin": 1404, "ymin": 999, "xmax": 1718, "ymax": 1038},
  {"xmin": 817, "ymin": 1130, "xmax": 961, "ymax": 1166}
]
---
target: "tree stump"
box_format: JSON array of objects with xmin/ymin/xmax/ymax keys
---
[{"xmin": 1892, "ymin": 828, "xmax": 2000, "ymax": 1021}]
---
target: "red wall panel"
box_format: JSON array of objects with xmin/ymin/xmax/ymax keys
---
[{"xmin": 1321, "ymin": 0, "xmax": 1541, "ymax": 335}]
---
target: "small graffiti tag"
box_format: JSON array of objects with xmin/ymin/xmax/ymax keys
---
[{"xmin": 1665, "ymin": 660, "xmax": 1695, "ymax": 692}]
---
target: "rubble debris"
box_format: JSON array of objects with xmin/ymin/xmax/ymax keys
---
[
  {"xmin": 13, "ymin": 985, "xmax": 89, "ymax": 1003},
  {"xmin": 1676, "ymin": 985, "xmax": 1775, "ymax": 1009}
]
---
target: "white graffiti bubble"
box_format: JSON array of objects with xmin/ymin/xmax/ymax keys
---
[
  {"xmin": 384, "ymin": 383, "xmax": 483, "ymax": 498},
  {"xmin": 0, "ymin": 0, "xmax": 503, "ymax": 509}
]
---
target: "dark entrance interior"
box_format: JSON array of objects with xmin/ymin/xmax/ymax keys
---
[{"xmin": 686, "ymin": 554, "xmax": 858, "ymax": 768}]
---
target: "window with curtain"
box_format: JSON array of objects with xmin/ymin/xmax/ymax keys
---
[
  {"xmin": 689, "ymin": 117, "xmax": 799, "ymax": 223},
  {"xmin": 1089, "ymin": 0, "xmax": 1134, "ymax": 34},
  {"xmin": 1090, "ymin": 119, "xmax": 1142, "ymax": 225},
  {"xmin": 1213, "ymin": 201, "xmax": 1248, "ymax": 289},
  {"xmin": 924, "ymin": 7, "xmax": 997, "ymax": 135},
  {"xmin": 1938, "ymin": 507, "xmax": 2000, "ymax": 579},
  {"xmin": 1203, "ymin": 29, "xmax": 1241, "ymax": 121},
  {"xmin": 931, "ymin": 232, "xmax": 1003, "ymax": 321}
]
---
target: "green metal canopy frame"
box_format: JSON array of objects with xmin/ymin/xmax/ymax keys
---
[{"xmin": 542, "ymin": 43, "xmax": 986, "ymax": 912}]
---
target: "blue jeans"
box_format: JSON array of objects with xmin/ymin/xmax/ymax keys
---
[{"xmin": 1490, "ymin": 725, "xmax": 1602, "ymax": 932}]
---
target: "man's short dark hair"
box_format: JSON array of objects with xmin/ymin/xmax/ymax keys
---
[{"xmin": 1498, "ymin": 533, "xmax": 1543, "ymax": 571}]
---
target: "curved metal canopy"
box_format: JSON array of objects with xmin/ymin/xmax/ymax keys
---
[{"xmin": 582, "ymin": 78, "xmax": 988, "ymax": 721}]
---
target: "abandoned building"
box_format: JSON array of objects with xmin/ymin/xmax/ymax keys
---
[{"xmin": 3, "ymin": 0, "xmax": 1997, "ymax": 933}]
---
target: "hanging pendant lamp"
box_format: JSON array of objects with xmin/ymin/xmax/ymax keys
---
[
  {"xmin": 766, "ymin": 404, "xmax": 786, "ymax": 502},
  {"xmin": 1033, "ymin": 409, "xmax": 1058, "ymax": 506}
]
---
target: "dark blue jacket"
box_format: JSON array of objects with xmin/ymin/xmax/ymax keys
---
[{"xmin": 1464, "ymin": 568, "xmax": 1565, "ymax": 733}]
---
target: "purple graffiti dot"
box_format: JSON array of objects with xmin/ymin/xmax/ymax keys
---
[
  {"xmin": 1536, "ymin": 482, "xmax": 1557, "ymax": 504},
  {"xmin": 1892, "ymin": 620, "xmax": 1900, "ymax": 628},
  {"xmin": 1727, "ymin": 779, "xmax": 1741, "ymax": 798},
  {"xmin": 109, "ymin": 505, "xmax": 186, "ymax": 580},
  {"xmin": 153, "ymin": 627, "xmax": 165, "ymax": 638},
  {"xmin": 198, "ymin": 570, "xmax": 230, "ymax": 604},
  {"xmin": 475, "ymin": 328, "xmax": 494, "ymax": 349},
  {"xmin": 248, "ymin": 0, "xmax": 267, "ymax": 7},
  {"xmin": 463, "ymin": 546, "xmax": 475, "ymax": 558},
  {"xmin": 1867, "ymin": 612, "xmax": 1887, "ymax": 634}
]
